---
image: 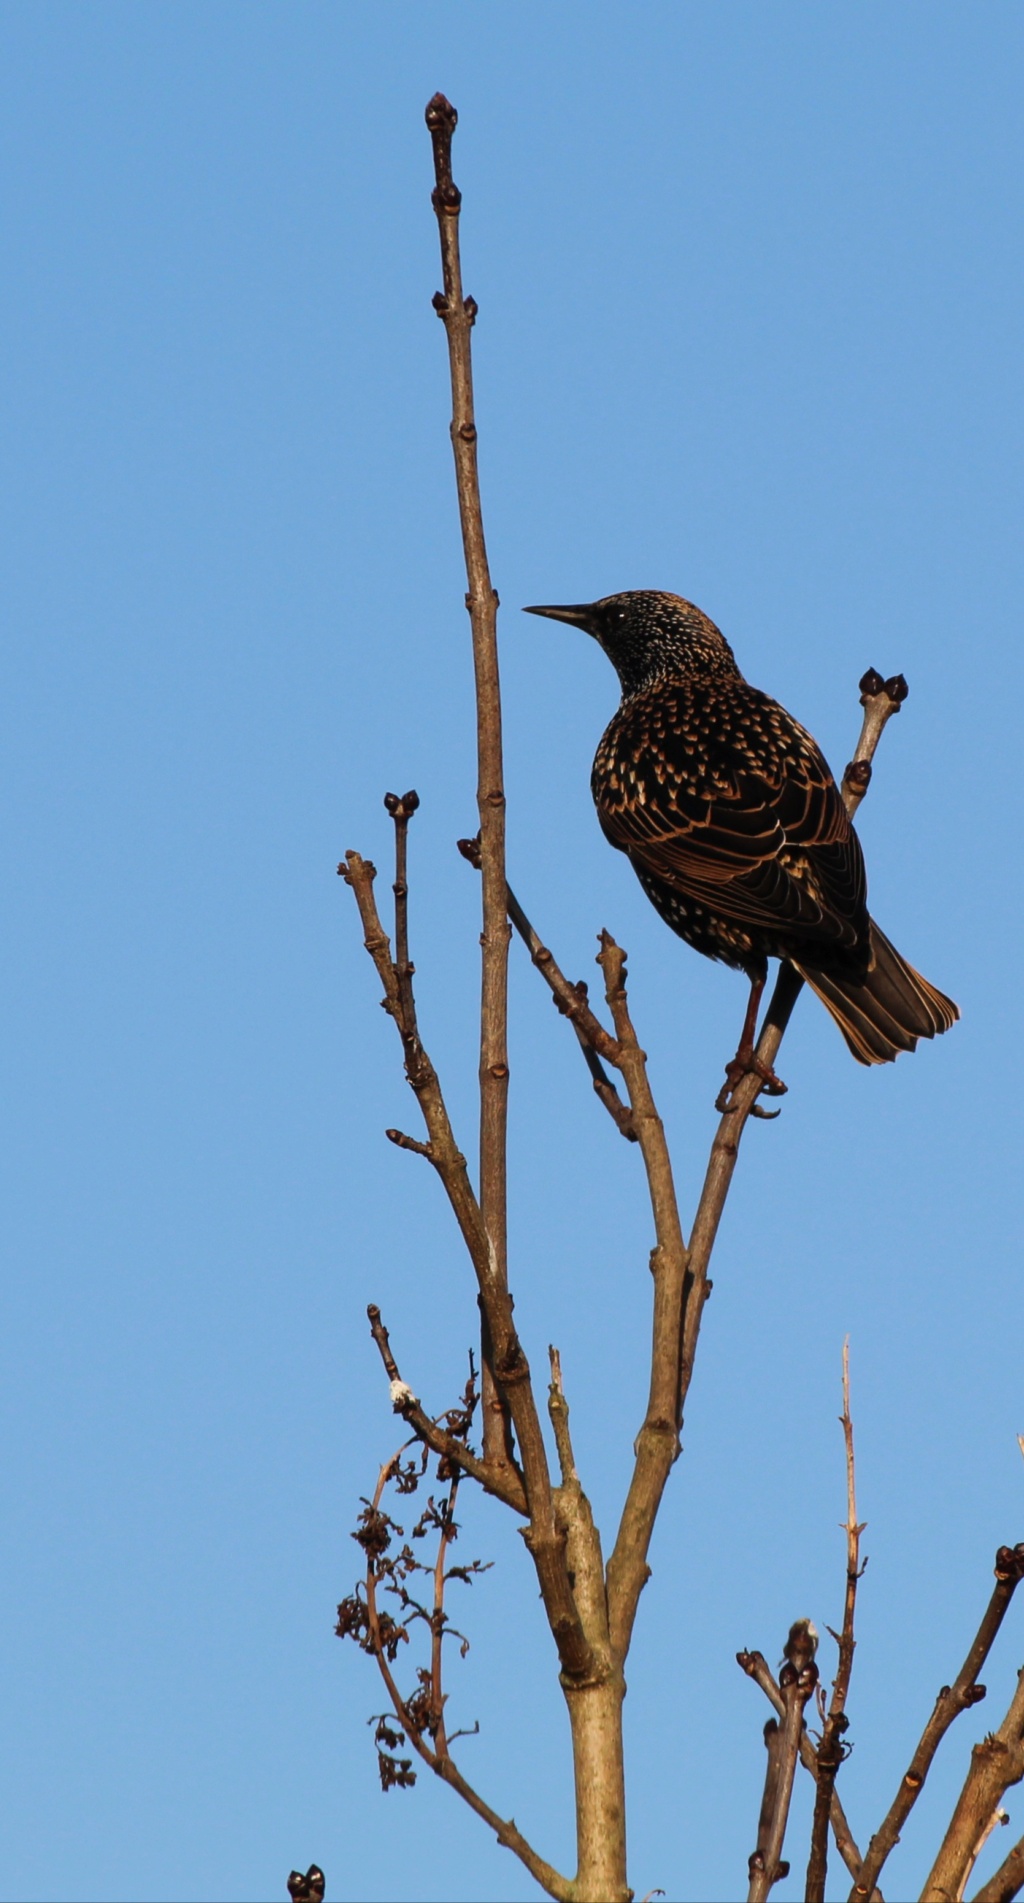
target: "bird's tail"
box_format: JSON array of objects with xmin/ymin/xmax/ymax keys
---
[{"xmin": 790, "ymin": 922, "xmax": 959, "ymax": 1065}]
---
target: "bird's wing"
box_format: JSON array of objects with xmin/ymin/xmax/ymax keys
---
[{"xmin": 593, "ymin": 681, "xmax": 867, "ymax": 950}]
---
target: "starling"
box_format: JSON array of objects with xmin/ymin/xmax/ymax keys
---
[{"xmin": 525, "ymin": 591, "xmax": 958, "ymax": 1094}]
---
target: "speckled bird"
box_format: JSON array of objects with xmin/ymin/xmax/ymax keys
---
[{"xmin": 525, "ymin": 591, "xmax": 958, "ymax": 1090}]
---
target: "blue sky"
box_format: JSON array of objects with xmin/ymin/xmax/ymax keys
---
[{"xmin": 2, "ymin": 6, "xmax": 1023, "ymax": 1900}]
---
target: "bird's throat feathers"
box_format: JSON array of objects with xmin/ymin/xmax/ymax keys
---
[{"xmin": 592, "ymin": 591, "xmax": 743, "ymax": 699}]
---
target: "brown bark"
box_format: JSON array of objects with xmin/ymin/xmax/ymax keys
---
[
  {"xmin": 425, "ymin": 93, "xmax": 514, "ymax": 1475},
  {"xmin": 736, "ymin": 1647, "xmax": 871, "ymax": 1889},
  {"xmin": 746, "ymin": 1623, "xmax": 819, "ymax": 1902},
  {"xmin": 922, "ymin": 1669, "xmax": 1024, "ymax": 1902},
  {"xmin": 851, "ymin": 1545, "xmax": 1024, "ymax": 1900}
]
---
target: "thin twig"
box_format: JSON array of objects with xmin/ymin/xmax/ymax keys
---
[
  {"xmin": 971, "ymin": 1828, "xmax": 1024, "ymax": 1903},
  {"xmin": 748, "ymin": 1622, "xmax": 820, "ymax": 1902},
  {"xmin": 504, "ymin": 870, "xmax": 636, "ymax": 1137},
  {"xmin": 922, "ymin": 1668, "xmax": 1024, "ymax": 1903},
  {"xmin": 426, "ymin": 93, "xmax": 513, "ymax": 1474},
  {"xmin": 365, "ymin": 1305, "xmax": 527, "ymax": 1514},
  {"xmin": 959, "ymin": 1811, "xmax": 1010, "ymax": 1902},
  {"xmin": 737, "ymin": 1649, "xmax": 875, "ymax": 1892},
  {"xmin": 430, "ymin": 1472, "xmax": 461, "ymax": 1757},
  {"xmin": 547, "ymin": 1346, "xmax": 577, "ymax": 1487},
  {"xmin": 806, "ymin": 1338, "xmax": 866, "ymax": 1902},
  {"xmin": 362, "ymin": 1449, "xmax": 572, "ymax": 1902},
  {"xmin": 459, "ymin": 838, "xmax": 638, "ymax": 1141},
  {"xmin": 385, "ymin": 790, "xmax": 419, "ymax": 1027},
  {"xmin": 850, "ymin": 1544, "xmax": 1024, "ymax": 1900}
]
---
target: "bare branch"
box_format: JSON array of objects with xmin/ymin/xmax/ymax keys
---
[
  {"xmin": 850, "ymin": 1543, "xmax": 1024, "ymax": 1900},
  {"xmin": 458, "ymin": 838, "xmax": 637, "ymax": 1138},
  {"xmin": 429, "ymin": 1473, "xmax": 461, "ymax": 1758},
  {"xmin": 597, "ymin": 934, "xmax": 690, "ymax": 1663},
  {"xmin": 971, "ymin": 1828, "xmax": 1024, "ymax": 1903},
  {"xmin": 425, "ymin": 93, "xmax": 513, "ymax": 1473},
  {"xmin": 506, "ymin": 878, "xmax": 637, "ymax": 1139},
  {"xmin": 365, "ymin": 1305, "xmax": 527, "ymax": 1515},
  {"xmin": 547, "ymin": 1346, "xmax": 578, "ymax": 1488},
  {"xmin": 751, "ymin": 1722, "xmax": 786, "ymax": 1891},
  {"xmin": 736, "ymin": 1649, "xmax": 873, "ymax": 1892},
  {"xmin": 747, "ymin": 1622, "xmax": 820, "ymax": 1902},
  {"xmin": 922, "ymin": 1668, "xmax": 1024, "ymax": 1903},
  {"xmin": 500, "ymin": 872, "xmax": 624, "ymax": 1069},
  {"xmin": 841, "ymin": 670, "xmax": 908, "ymax": 816},
  {"xmin": 806, "ymin": 1339, "xmax": 866, "ymax": 1902},
  {"xmin": 384, "ymin": 789, "xmax": 419, "ymax": 1028}
]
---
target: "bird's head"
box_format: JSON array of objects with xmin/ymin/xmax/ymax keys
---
[{"xmin": 523, "ymin": 590, "xmax": 739, "ymax": 695}]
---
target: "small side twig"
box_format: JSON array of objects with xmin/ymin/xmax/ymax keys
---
[
  {"xmin": 806, "ymin": 1338, "xmax": 866, "ymax": 1903},
  {"xmin": 851, "ymin": 1543, "xmax": 1024, "ymax": 1900},
  {"xmin": 366, "ymin": 1306, "xmax": 526, "ymax": 1515},
  {"xmin": 960, "ymin": 1810, "xmax": 1010, "ymax": 1902},
  {"xmin": 970, "ymin": 1827, "xmax": 1024, "ymax": 1903},
  {"xmin": 459, "ymin": 837, "xmax": 636, "ymax": 1139},
  {"xmin": 547, "ymin": 1346, "xmax": 578, "ymax": 1488},
  {"xmin": 747, "ymin": 1622, "xmax": 819, "ymax": 1902}
]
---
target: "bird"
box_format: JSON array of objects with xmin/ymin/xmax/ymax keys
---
[{"xmin": 524, "ymin": 590, "xmax": 957, "ymax": 1101}]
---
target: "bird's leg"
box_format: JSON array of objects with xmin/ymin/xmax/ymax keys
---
[{"xmin": 715, "ymin": 969, "xmax": 788, "ymax": 1114}]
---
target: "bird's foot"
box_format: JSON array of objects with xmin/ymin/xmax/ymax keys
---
[{"xmin": 715, "ymin": 1048, "xmax": 788, "ymax": 1119}]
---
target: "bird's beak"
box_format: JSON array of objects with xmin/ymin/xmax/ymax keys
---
[{"xmin": 523, "ymin": 602, "xmax": 598, "ymax": 633}]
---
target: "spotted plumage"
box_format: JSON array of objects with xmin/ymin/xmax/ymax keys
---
[{"xmin": 525, "ymin": 590, "xmax": 958, "ymax": 1067}]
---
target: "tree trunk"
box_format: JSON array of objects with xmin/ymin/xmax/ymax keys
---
[{"xmin": 564, "ymin": 1674, "xmax": 630, "ymax": 1902}]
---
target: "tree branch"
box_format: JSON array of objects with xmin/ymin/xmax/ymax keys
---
[
  {"xmin": 747, "ymin": 1622, "xmax": 819, "ymax": 1902},
  {"xmin": 425, "ymin": 93, "xmax": 513, "ymax": 1474},
  {"xmin": 850, "ymin": 1543, "xmax": 1024, "ymax": 1900},
  {"xmin": 922, "ymin": 1667, "xmax": 1024, "ymax": 1903},
  {"xmin": 736, "ymin": 1648, "xmax": 873, "ymax": 1891},
  {"xmin": 365, "ymin": 1304, "xmax": 527, "ymax": 1515},
  {"xmin": 597, "ymin": 934, "xmax": 690, "ymax": 1663},
  {"xmin": 806, "ymin": 1338, "xmax": 866, "ymax": 1902},
  {"xmin": 751, "ymin": 1721, "xmax": 786, "ymax": 1893},
  {"xmin": 458, "ymin": 836, "xmax": 637, "ymax": 1139}
]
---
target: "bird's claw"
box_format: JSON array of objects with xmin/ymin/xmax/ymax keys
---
[{"xmin": 714, "ymin": 1051, "xmax": 788, "ymax": 1118}]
